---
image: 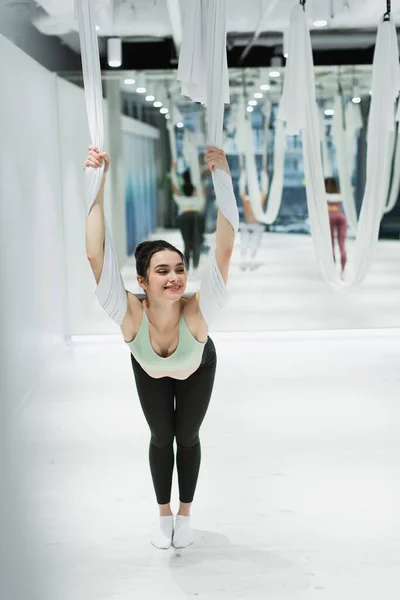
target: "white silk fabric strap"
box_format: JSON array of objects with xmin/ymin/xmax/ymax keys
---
[
  {"xmin": 177, "ymin": 0, "xmax": 238, "ymax": 325},
  {"xmin": 166, "ymin": 120, "xmax": 180, "ymax": 193},
  {"xmin": 237, "ymin": 95, "xmax": 286, "ymax": 225},
  {"xmin": 385, "ymin": 116, "xmax": 400, "ymax": 214},
  {"xmin": 345, "ymin": 101, "xmax": 363, "ymax": 169},
  {"xmin": 332, "ymin": 94, "xmax": 358, "ymax": 230},
  {"xmin": 183, "ymin": 128, "xmax": 202, "ymax": 191},
  {"xmin": 319, "ymin": 107, "xmax": 333, "ymax": 178},
  {"xmin": 261, "ymin": 101, "xmax": 271, "ymax": 195},
  {"xmin": 279, "ymin": 4, "xmax": 400, "ymax": 289},
  {"xmin": 75, "ymin": 0, "xmax": 127, "ymax": 324}
]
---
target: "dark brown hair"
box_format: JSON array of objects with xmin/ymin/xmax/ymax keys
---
[
  {"xmin": 325, "ymin": 177, "xmax": 340, "ymax": 194},
  {"xmin": 135, "ymin": 240, "xmax": 185, "ymax": 281},
  {"xmin": 182, "ymin": 168, "xmax": 195, "ymax": 197}
]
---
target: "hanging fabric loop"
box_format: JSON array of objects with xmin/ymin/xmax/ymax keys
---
[
  {"xmin": 332, "ymin": 92, "xmax": 358, "ymax": 230},
  {"xmin": 75, "ymin": 0, "xmax": 127, "ymax": 324},
  {"xmin": 177, "ymin": 0, "xmax": 238, "ymax": 231},
  {"xmin": 279, "ymin": 4, "xmax": 400, "ymax": 289},
  {"xmin": 177, "ymin": 0, "xmax": 239, "ymax": 325}
]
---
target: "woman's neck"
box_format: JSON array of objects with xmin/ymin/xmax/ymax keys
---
[{"xmin": 144, "ymin": 297, "xmax": 182, "ymax": 331}]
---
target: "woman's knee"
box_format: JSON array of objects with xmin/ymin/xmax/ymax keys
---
[
  {"xmin": 150, "ymin": 429, "xmax": 174, "ymax": 449},
  {"xmin": 175, "ymin": 429, "xmax": 200, "ymax": 449}
]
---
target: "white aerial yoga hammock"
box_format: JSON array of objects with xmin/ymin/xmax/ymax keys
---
[
  {"xmin": 332, "ymin": 94, "xmax": 358, "ymax": 230},
  {"xmin": 166, "ymin": 107, "xmax": 179, "ymax": 189},
  {"xmin": 236, "ymin": 95, "xmax": 287, "ymax": 225},
  {"xmin": 75, "ymin": 0, "xmax": 127, "ymax": 325},
  {"xmin": 319, "ymin": 107, "xmax": 333, "ymax": 178},
  {"xmin": 167, "ymin": 105, "xmax": 205, "ymax": 213},
  {"xmin": 178, "ymin": 0, "xmax": 239, "ymax": 325},
  {"xmin": 279, "ymin": 3, "xmax": 400, "ymax": 289},
  {"xmin": 261, "ymin": 100, "xmax": 271, "ymax": 196},
  {"xmin": 76, "ymin": 0, "xmax": 228, "ymax": 327},
  {"xmin": 345, "ymin": 100, "xmax": 363, "ymax": 170},
  {"xmin": 183, "ymin": 127, "xmax": 202, "ymax": 191},
  {"xmin": 385, "ymin": 103, "xmax": 400, "ymax": 214}
]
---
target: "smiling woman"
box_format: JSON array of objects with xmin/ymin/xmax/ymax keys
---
[
  {"xmin": 84, "ymin": 142, "xmax": 235, "ymax": 551},
  {"xmin": 79, "ymin": 0, "xmax": 238, "ymax": 555}
]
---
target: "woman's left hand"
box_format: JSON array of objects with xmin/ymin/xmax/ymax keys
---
[{"xmin": 205, "ymin": 147, "xmax": 230, "ymax": 175}]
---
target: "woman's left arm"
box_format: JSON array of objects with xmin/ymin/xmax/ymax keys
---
[
  {"xmin": 171, "ymin": 162, "xmax": 181, "ymax": 196},
  {"xmin": 205, "ymin": 147, "xmax": 235, "ymax": 284},
  {"xmin": 186, "ymin": 146, "xmax": 238, "ymax": 329}
]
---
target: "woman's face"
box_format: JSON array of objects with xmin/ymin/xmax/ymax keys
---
[{"xmin": 138, "ymin": 250, "xmax": 187, "ymax": 301}]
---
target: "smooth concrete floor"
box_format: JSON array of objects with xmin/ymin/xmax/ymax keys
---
[
  {"xmin": 13, "ymin": 231, "xmax": 400, "ymax": 599},
  {"xmin": 19, "ymin": 328, "xmax": 400, "ymax": 599}
]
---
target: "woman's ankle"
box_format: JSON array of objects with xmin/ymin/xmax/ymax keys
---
[
  {"xmin": 177, "ymin": 501, "xmax": 192, "ymax": 517},
  {"xmin": 159, "ymin": 503, "xmax": 173, "ymax": 517}
]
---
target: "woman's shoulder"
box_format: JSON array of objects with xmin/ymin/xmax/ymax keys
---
[{"xmin": 182, "ymin": 294, "xmax": 208, "ymax": 341}]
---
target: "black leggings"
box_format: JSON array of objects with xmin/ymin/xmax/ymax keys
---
[
  {"xmin": 130, "ymin": 338, "xmax": 217, "ymax": 504},
  {"xmin": 179, "ymin": 211, "xmax": 202, "ymax": 269}
]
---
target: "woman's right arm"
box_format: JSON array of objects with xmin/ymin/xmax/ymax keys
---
[
  {"xmin": 85, "ymin": 146, "xmax": 108, "ymax": 283},
  {"xmin": 83, "ymin": 146, "xmax": 141, "ymax": 336}
]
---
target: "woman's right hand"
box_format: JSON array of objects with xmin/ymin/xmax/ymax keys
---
[{"xmin": 83, "ymin": 145, "xmax": 110, "ymax": 173}]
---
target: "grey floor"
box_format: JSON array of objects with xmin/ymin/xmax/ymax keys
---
[{"xmin": 17, "ymin": 232, "xmax": 400, "ymax": 599}]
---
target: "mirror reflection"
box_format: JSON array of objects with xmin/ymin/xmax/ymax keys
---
[{"xmin": 64, "ymin": 63, "xmax": 400, "ymax": 333}]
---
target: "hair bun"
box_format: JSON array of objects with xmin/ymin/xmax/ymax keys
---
[{"xmin": 134, "ymin": 241, "xmax": 150, "ymax": 260}]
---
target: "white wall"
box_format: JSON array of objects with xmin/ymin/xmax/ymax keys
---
[
  {"xmin": 0, "ymin": 34, "xmax": 162, "ymax": 400},
  {"xmin": 0, "ymin": 34, "xmax": 66, "ymax": 409}
]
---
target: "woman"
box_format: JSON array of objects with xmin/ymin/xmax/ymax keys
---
[
  {"xmin": 239, "ymin": 169, "xmax": 266, "ymax": 271},
  {"xmin": 84, "ymin": 145, "xmax": 235, "ymax": 550},
  {"xmin": 171, "ymin": 164, "xmax": 205, "ymax": 276},
  {"xmin": 325, "ymin": 177, "xmax": 347, "ymax": 277}
]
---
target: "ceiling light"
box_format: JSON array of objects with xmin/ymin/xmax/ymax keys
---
[
  {"xmin": 154, "ymin": 101, "xmax": 163, "ymax": 108},
  {"xmin": 160, "ymin": 108, "xmax": 169, "ymax": 114},
  {"xmin": 269, "ymin": 71, "xmax": 280, "ymax": 78},
  {"xmin": 247, "ymin": 106, "xmax": 254, "ymax": 113},
  {"xmin": 352, "ymin": 97, "xmax": 361, "ymax": 104},
  {"xmin": 145, "ymin": 95, "xmax": 155, "ymax": 102},
  {"xmin": 313, "ymin": 20, "xmax": 328, "ymax": 27},
  {"xmin": 176, "ymin": 122, "xmax": 184, "ymax": 128},
  {"xmin": 324, "ymin": 109, "xmax": 335, "ymax": 116},
  {"xmin": 96, "ymin": 26, "xmax": 100, "ymax": 31},
  {"xmin": 107, "ymin": 37, "xmax": 122, "ymax": 68},
  {"xmin": 135, "ymin": 73, "xmax": 146, "ymax": 94},
  {"xmin": 165, "ymin": 114, "xmax": 171, "ymax": 120},
  {"xmin": 124, "ymin": 79, "xmax": 135, "ymax": 85},
  {"xmin": 260, "ymin": 84, "xmax": 270, "ymax": 91},
  {"xmin": 248, "ymin": 100, "xmax": 257, "ymax": 106},
  {"xmin": 254, "ymin": 92, "xmax": 263, "ymax": 99}
]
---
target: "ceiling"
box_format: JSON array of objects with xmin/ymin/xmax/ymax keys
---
[{"xmin": 31, "ymin": 0, "xmax": 399, "ymax": 65}]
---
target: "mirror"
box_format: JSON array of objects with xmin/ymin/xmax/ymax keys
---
[{"xmin": 62, "ymin": 65, "xmax": 400, "ymax": 335}]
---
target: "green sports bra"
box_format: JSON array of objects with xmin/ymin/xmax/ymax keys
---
[{"xmin": 126, "ymin": 308, "xmax": 206, "ymax": 376}]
